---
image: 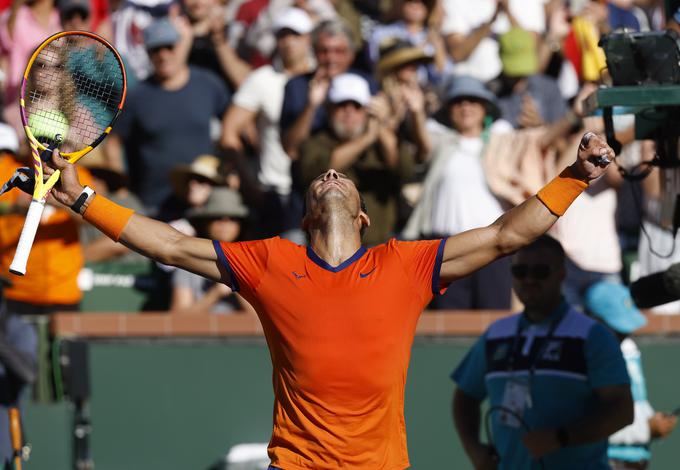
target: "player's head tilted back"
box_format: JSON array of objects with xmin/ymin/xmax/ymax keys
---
[{"xmin": 302, "ymin": 169, "xmax": 370, "ymax": 239}]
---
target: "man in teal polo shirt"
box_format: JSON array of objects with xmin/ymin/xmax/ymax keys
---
[{"xmin": 451, "ymin": 235, "xmax": 633, "ymax": 469}]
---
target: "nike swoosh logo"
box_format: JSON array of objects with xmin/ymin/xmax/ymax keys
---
[
  {"xmin": 359, "ymin": 267, "xmax": 376, "ymax": 278},
  {"xmin": 292, "ymin": 271, "xmax": 306, "ymax": 280}
]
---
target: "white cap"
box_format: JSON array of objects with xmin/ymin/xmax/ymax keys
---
[
  {"xmin": 0, "ymin": 123, "xmax": 19, "ymax": 154},
  {"xmin": 328, "ymin": 73, "xmax": 371, "ymax": 106},
  {"xmin": 272, "ymin": 7, "xmax": 314, "ymax": 35}
]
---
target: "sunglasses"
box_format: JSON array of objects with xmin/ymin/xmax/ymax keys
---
[{"xmin": 511, "ymin": 264, "xmax": 552, "ymax": 280}]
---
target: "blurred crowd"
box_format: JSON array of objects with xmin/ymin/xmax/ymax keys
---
[{"xmin": 0, "ymin": 0, "xmax": 678, "ymax": 315}]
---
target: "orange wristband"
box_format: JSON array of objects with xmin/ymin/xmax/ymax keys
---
[
  {"xmin": 82, "ymin": 194, "xmax": 134, "ymax": 241},
  {"xmin": 536, "ymin": 167, "xmax": 589, "ymax": 216}
]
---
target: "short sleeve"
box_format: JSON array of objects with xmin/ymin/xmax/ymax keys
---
[
  {"xmin": 232, "ymin": 68, "xmax": 264, "ymax": 112},
  {"xmin": 585, "ymin": 323, "xmax": 630, "ymax": 389},
  {"xmin": 392, "ymin": 239, "xmax": 447, "ymax": 299},
  {"xmin": 451, "ymin": 335, "xmax": 488, "ymax": 401},
  {"xmin": 213, "ymin": 238, "xmax": 274, "ymax": 294},
  {"xmin": 441, "ymin": 0, "xmax": 471, "ymax": 35},
  {"xmin": 279, "ymin": 75, "xmax": 308, "ymax": 132}
]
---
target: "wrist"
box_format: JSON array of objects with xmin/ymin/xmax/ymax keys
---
[
  {"xmin": 555, "ymin": 426, "xmax": 570, "ymax": 448},
  {"xmin": 568, "ymin": 162, "xmax": 590, "ymax": 182},
  {"xmin": 70, "ymin": 186, "xmax": 96, "ymax": 215},
  {"xmin": 66, "ymin": 185, "xmax": 86, "ymax": 206}
]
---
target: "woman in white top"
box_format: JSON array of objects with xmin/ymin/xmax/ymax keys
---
[{"xmin": 404, "ymin": 75, "xmax": 514, "ymax": 309}]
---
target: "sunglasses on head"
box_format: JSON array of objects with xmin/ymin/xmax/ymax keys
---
[{"xmin": 511, "ymin": 264, "xmax": 552, "ymax": 280}]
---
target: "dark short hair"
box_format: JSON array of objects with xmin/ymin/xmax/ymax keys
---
[{"xmin": 519, "ymin": 235, "xmax": 565, "ymax": 265}]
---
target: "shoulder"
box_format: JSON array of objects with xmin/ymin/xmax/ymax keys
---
[
  {"xmin": 486, "ymin": 313, "xmax": 522, "ymax": 340},
  {"xmin": 555, "ymin": 307, "xmax": 600, "ymax": 339}
]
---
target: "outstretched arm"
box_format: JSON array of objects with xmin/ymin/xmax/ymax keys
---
[
  {"xmin": 45, "ymin": 152, "xmax": 226, "ymax": 283},
  {"xmin": 439, "ymin": 132, "xmax": 614, "ymax": 285}
]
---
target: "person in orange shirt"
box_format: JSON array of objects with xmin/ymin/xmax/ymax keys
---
[
  {"xmin": 0, "ymin": 123, "xmax": 91, "ymax": 314},
  {"xmin": 45, "ymin": 130, "xmax": 613, "ymax": 469}
]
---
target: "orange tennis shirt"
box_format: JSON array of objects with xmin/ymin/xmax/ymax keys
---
[
  {"xmin": 214, "ymin": 236, "xmax": 447, "ymax": 470},
  {"xmin": 0, "ymin": 154, "xmax": 91, "ymax": 305}
]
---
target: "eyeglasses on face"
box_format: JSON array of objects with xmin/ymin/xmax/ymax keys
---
[{"xmin": 510, "ymin": 264, "xmax": 552, "ymax": 280}]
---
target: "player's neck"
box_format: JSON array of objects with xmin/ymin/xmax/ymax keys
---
[{"xmin": 308, "ymin": 213, "xmax": 362, "ymax": 267}]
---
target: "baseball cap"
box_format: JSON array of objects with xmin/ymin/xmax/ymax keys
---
[
  {"xmin": 584, "ymin": 282, "xmax": 647, "ymax": 334},
  {"xmin": 272, "ymin": 7, "xmax": 313, "ymax": 35},
  {"xmin": 0, "ymin": 123, "xmax": 18, "ymax": 154},
  {"xmin": 328, "ymin": 73, "xmax": 370, "ymax": 106},
  {"xmin": 143, "ymin": 18, "xmax": 180, "ymax": 50},
  {"xmin": 59, "ymin": 0, "xmax": 91, "ymax": 17},
  {"xmin": 499, "ymin": 27, "xmax": 539, "ymax": 78}
]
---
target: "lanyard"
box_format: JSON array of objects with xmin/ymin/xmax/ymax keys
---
[{"xmin": 506, "ymin": 308, "xmax": 564, "ymax": 379}]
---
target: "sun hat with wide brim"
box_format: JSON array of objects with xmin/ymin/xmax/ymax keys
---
[
  {"xmin": 443, "ymin": 75, "xmax": 501, "ymax": 120},
  {"xmin": 377, "ymin": 39, "xmax": 434, "ymax": 77},
  {"xmin": 186, "ymin": 187, "xmax": 249, "ymax": 220},
  {"xmin": 169, "ymin": 155, "xmax": 224, "ymax": 197}
]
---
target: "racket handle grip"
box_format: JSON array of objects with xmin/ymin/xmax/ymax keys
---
[{"xmin": 9, "ymin": 199, "xmax": 46, "ymax": 276}]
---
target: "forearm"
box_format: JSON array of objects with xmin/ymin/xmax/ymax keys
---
[
  {"xmin": 282, "ymin": 105, "xmax": 318, "ymax": 159},
  {"xmin": 411, "ymin": 110, "xmax": 432, "ymax": 161},
  {"xmin": 446, "ymin": 26, "xmax": 491, "ymax": 62},
  {"xmin": 453, "ymin": 390, "xmax": 484, "ymax": 458},
  {"xmin": 377, "ymin": 129, "xmax": 399, "ymax": 169},
  {"xmin": 329, "ymin": 132, "xmax": 377, "ymax": 169},
  {"xmin": 0, "ymin": 339, "xmax": 35, "ymax": 384},
  {"xmin": 214, "ymin": 40, "xmax": 252, "ymax": 89},
  {"xmin": 563, "ymin": 397, "xmax": 634, "ymax": 446}
]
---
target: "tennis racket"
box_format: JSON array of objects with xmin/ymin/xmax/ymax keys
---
[{"xmin": 9, "ymin": 30, "xmax": 127, "ymax": 276}]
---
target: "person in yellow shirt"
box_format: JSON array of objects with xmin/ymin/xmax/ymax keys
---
[{"xmin": 0, "ymin": 123, "xmax": 91, "ymax": 314}]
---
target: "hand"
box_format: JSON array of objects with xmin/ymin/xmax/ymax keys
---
[
  {"xmin": 522, "ymin": 428, "xmax": 561, "ymax": 459},
  {"xmin": 308, "ymin": 71, "xmax": 330, "ymax": 107},
  {"xmin": 43, "ymin": 149, "xmax": 84, "ymax": 207},
  {"xmin": 168, "ymin": 4, "xmax": 193, "ymax": 41},
  {"xmin": 518, "ymin": 94, "xmax": 544, "ymax": 129},
  {"xmin": 400, "ymin": 83, "xmax": 426, "ymax": 114},
  {"xmin": 650, "ymin": 412, "xmax": 677, "ymax": 439},
  {"xmin": 572, "ymin": 83, "xmax": 598, "ymax": 119},
  {"xmin": 572, "ymin": 132, "xmax": 615, "ymax": 182},
  {"xmin": 547, "ymin": 2, "xmax": 570, "ymax": 40},
  {"xmin": 208, "ymin": 6, "xmax": 227, "ymax": 44},
  {"xmin": 367, "ymin": 94, "xmax": 391, "ymax": 124},
  {"xmin": 469, "ymin": 443, "xmax": 499, "ymax": 470}
]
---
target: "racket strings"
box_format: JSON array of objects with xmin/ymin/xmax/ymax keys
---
[{"xmin": 24, "ymin": 35, "xmax": 124, "ymax": 153}]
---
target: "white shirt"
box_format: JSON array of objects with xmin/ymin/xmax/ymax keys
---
[
  {"xmin": 441, "ymin": 0, "xmax": 546, "ymax": 82},
  {"xmin": 429, "ymin": 134, "xmax": 504, "ymax": 235},
  {"xmin": 232, "ymin": 65, "xmax": 291, "ymax": 195}
]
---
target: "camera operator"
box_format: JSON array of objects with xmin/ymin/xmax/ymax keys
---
[{"xmin": 0, "ymin": 275, "xmax": 37, "ymax": 469}]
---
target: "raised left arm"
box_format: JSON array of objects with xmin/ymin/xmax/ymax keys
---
[{"xmin": 439, "ymin": 132, "xmax": 614, "ymax": 285}]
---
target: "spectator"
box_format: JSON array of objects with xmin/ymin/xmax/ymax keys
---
[
  {"xmin": 182, "ymin": 0, "xmax": 252, "ymax": 91},
  {"xmin": 452, "ymin": 235, "xmax": 633, "ymax": 470},
  {"xmin": 104, "ymin": 17, "xmax": 231, "ymax": 215},
  {"xmin": 403, "ymin": 75, "xmax": 513, "ymax": 309},
  {"xmin": 0, "ymin": 0, "xmax": 61, "ymax": 135},
  {"xmin": 367, "ymin": 0, "xmax": 449, "ymax": 84},
  {"xmin": 296, "ymin": 73, "xmax": 415, "ymax": 246},
  {"xmin": 221, "ymin": 7, "xmax": 314, "ymax": 239},
  {"xmin": 585, "ymin": 282, "xmax": 677, "ymax": 470},
  {"xmin": 170, "ymin": 187, "xmax": 253, "ymax": 314},
  {"xmin": 280, "ymin": 18, "xmax": 377, "ymax": 160},
  {"xmin": 0, "ymin": 123, "xmax": 92, "ymax": 314},
  {"xmin": 377, "ymin": 39, "xmax": 433, "ymax": 161},
  {"xmin": 442, "ymin": 0, "xmax": 546, "ymax": 82},
  {"xmin": 109, "ymin": 0, "xmax": 175, "ymax": 81},
  {"xmin": 0, "ymin": 275, "xmax": 37, "ymax": 469},
  {"xmin": 230, "ymin": 0, "xmax": 336, "ymax": 69},
  {"xmin": 165, "ymin": 153, "xmax": 224, "ymax": 232},
  {"xmin": 494, "ymin": 27, "xmax": 569, "ymax": 130},
  {"xmin": 59, "ymin": 0, "xmax": 114, "ymax": 39}
]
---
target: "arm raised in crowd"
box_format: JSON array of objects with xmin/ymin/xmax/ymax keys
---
[
  {"xmin": 439, "ymin": 132, "xmax": 614, "ymax": 285},
  {"xmin": 45, "ymin": 152, "xmax": 226, "ymax": 284}
]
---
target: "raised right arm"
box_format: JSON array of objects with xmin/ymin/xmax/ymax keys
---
[{"xmin": 46, "ymin": 152, "xmax": 226, "ymax": 283}]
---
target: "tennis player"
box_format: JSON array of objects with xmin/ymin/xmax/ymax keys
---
[{"xmin": 44, "ymin": 132, "xmax": 613, "ymax": 470}]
